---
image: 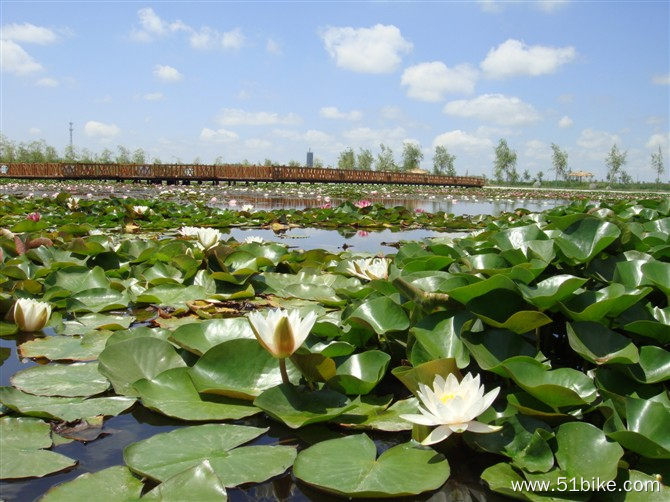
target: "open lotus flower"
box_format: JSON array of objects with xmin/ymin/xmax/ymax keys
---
[
  {"xmin": 400, "ymin": 373, "xmax": 501, "ymax": 445},
  {"xmin": 11, "ymin": 298, "xmax": 52, "ymax": 332},
  {"xmin": 132, "ymin": 205, "xmax": 149, "ymax": 217},
  {"xmin": 244, "ymin": 235, "xmax": 264, "ymax": 243},
  {"xmin": 26, "ymin": 212, "xmax": 41, "ymax": 222},
  {"xmin": 355, "ymin": 199, "xmax": 372, "ymax": 208},
  {"xmin": 345, "ymin": 257, "xmax": 389, "ymax": 281},
  {"xmin": 195, "ymin": 227, "xmax": 221, "ymax": 250},
  {"xmin": 247, "ymin": 308, "xmax": 317, "ymax": 359},
  {"xmin": 178, "ymin": 226, "xmax": 200, "ymax": 237},
  {"xmin": 66, "ymin": 197, "xmax": 80, "ymax": 210}
]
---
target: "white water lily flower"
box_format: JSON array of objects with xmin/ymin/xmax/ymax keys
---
[
  {"xmin": 178, "ymin": 226, "xmax": 201, "ymax": 237},
  {"xmin": 244, "ymin": 235, "xmax": 264, "ymax": 244},
  {"xmin": 132, "ymin": 205, "xmax": 149, "ymax": 216},
  {"xmin": 195, "ymin": 228, "xmax": 221, "ymax": 250},
  {"xmin": 345, "ymin": 258, "xmax": 389, "ymax": 281},
  {"xmin": 66, "ymin": 196, "xmax": 80, "ymax": 210},
  {"xmin": 241, "ymin": 204, "xmax": 254, "ymax": 212},
  {"xmin": 12, "ymin": 298, "xmax": 52, "ymax": 332},
  {"xmin": 400, "ymin": 373, "xmax": 501, "ymax": 445},
  {"xmin": 247, "ymin": 308, "xmax": 317, "ymax": 358}
]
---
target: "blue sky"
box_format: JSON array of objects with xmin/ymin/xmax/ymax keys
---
[{"xmin": 2, "ymin": 1, "xmax": 669, "ymax": 180}]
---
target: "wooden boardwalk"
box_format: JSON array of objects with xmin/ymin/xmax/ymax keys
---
[{"xmin": 0, "ymin": 162, "xmax": 485, "ymax": 187}]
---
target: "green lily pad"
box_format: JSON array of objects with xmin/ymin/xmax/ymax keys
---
[
  {"xmin": 135, "ymin": 284, "xmax": 209, "ymax": 310},
  {"xmin": 293, "ymin": 434, "xmax": 450, "ymax": 498},
  {"xmin": 555, "ymin": 422, "xmax": 624, "ymax": 481},
  {"xmin": 499, "ymin": 356, "xmax": 598, "ymax": 409},
  {"xmin": 44, "ymin": 266, "xmax": 110, "ymax": 297},
  {"xmin": 339, "ymin": 397, "xmax": 418, "ymax": 432},
  {"xmin": 560, "ymin": 284, "xmax": 652, "ymax": 322},
  {"xmin": 327, "ymin": 350, "xmax": 391, "ymax": 395},
  {"xmin": 98, "ymin": 337, "xmax": 186, "ymax": 396},
  {"xmin": 142, "ymin": 461, "xmax": 228, "ymax": 501},
  {"xmin": 67, "ymin": 288, "xmax": 130, "ymax": 313},
  {"xmin": 467, "ymin": 289, "xmax": 552, "ymax": 334},
  {"xmin": 566, "ymin": 321, "xmax": 639, "ymax": 365},
  {"xmin": 0, "ymin": 387, "xmax": 135, "ymax": 421},
  {"xmin": 189, "ymin": 338, "xmax": 300, "ymax": 400},
  {"xmin": 553, "ymin": 218, "xmax": 620, "ymax": 264},
  {"xmin": 0, "ymin": 416, "xmax": 77, "ymax": 480},
  {"xmin": 40, "ymin": 466, "xmax": 143, "ymax": 501},
  {"xmin": 605, "ymin": 398, "xmax": 670, "ymax": 458},
  {"xmin": 461, "ymin": 329, "xmax": 540, "ymax": 377},
  {"xmin": 517, "ymin": 275, "xmax": 587, "ymax": 310},
  {"xmin": 133, "ymin": 367, "xmax": 259, "ymax": 421},
  {"xmin": 124, "ymin": 423, "xmax": 296, "ymax": 485},
  {"xmin": 169, "ymin": 318, "xmax": 255, "ymax": 355},
  {"xmin": 11, "ymin": 362, "xmax": 110, "ymax": 397},
  {"xmin": 347, "ymin": 296, "xmax": 409, "ymax": 335},
  {"xmin": 18, "ymin": 332, "xmax": 114, "ymax": 361},
  {"xmin": 622, "ymin": 346, "xmax": 670, "ymax": 384},
  {"xmin": 641, "ymin": 261, "xmax": 670, "ymax": 296},
  {"xmin": 253, "ymin": 383, "xmax": 354, "ymax": 429},
  {"xmin": 409, "ymin": 312, "xmax": 471, "ymax": 368}
]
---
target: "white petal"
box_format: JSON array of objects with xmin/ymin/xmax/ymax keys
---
[
  {"xmin": 399, "ymin": 413, "xmax": 440, "ymax": 427},
  {"xmin": 421, "ymin": 425, "xmax": 453, "ymax": 445},
  {"xmin": 464, "ymin": 420, "xmax": 503, "ymax": 434}
]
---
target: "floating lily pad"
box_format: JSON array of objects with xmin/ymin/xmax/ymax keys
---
[
  {"xmin": 169, "ymin": 317, "xmax": 255, "ymax": 355},
  {"xmin": 190, "ymin": 339, "xmax": 300, "ymax": 400},
  {"xmin": 98, "ymin": 337, "xmax": 186, "ymax": 396},
  {"xmin": 124, "ymin": 423, "xmax": 296, "ymax": 485},
  {"xmin": 339, "ymin": 397, "xmax": 418, "ymax": 432},
  {"xmin": 555, "ymin": 422, "xmax": 623, "ymax": 481},
  {"xmin": 293, "ymin": 434, "xmax": 450, "ymax": 498},
  {"xmin": 0, "ymin": 387, "xmax": 135, "ymax": 421},
  {"xmin": 18, "ymin": 332, "xmax": 114, "ymax": 361},
  {"xmin": 11, "ymin": 362, "xmax": 109, "ymax": 397},
  {"xmin": 346, "ymin": 297, "xmax": 409, "ymax": 335},
  {"xmin": 253, "ymin": 383, "xmax": 354, "ymax": 429},
  {"xmin": 0, "ymin": 416, "xmax": 77, "ymax": 479},
  {"xmin": 392, "ymin": 358, "xmax": 460, "ymax": 395},
  {"xmin": 40, "ymin": 466, "xmax": 143, "ymax": 501},
  {"xmin": 133, "ymin": 367, "xmax": 259, "ymax": 421},
  {"xmin": 566, "ymin": 321, "xmax": 639, "ymax": 365},
  {"xmin": 327, "ymin": 350, "xmax": 391, "ymax": 395},
  {"xmin": 142, "ymin": 461, "xmax": 228, "ymax": 501}
]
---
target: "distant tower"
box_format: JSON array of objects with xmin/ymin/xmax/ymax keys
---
[
  {"xmin": 306, "ymin": 149, "xmax": 314, "ymax": 167},
  {"xmin": 68, "ymin": 122, "xmax": 74, "ymax": 149}
]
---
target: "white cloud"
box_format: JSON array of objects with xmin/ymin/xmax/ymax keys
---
[
  {"xmin": 558, "ymin": 116, "xmax": 573, "ymax": 128},
  {"xmin": 143, "ymin": 92, "xmax": 164, "ymax": 101},
  {"xmin": 321, "ymin": 24, "xmax": 412, "ymax": 73},
  {"xmin": 200, "ymin": 127, "xmax": 239, "ymax": 142},
  {"xmin": 652, "ymin": 74, "xmax": 670, "ymax": 85},
  {"xmin": 217, "ymin": 109, "xmax": 301, "ymax": 126},
  {"xmin": 131, "ymin": 7, "xmax": 188, "ymax": 41},
  {"xmin": 433, "ymin": 130, "xmax": 493, "ymax": 153},
  {"xmin": 524, "ymin": 139, "xmax": 551, "ymax": 162},
  {"xmin": 646, "ymin": 133, "xmax": 669, "ymax": 150},
  {"xmin": 266, "ymin": 38, "xmax": 282, "ymax": 55},
  {"xmin": 153, "ymin": 64, "xmax": 183, "ymax": 82},
  {"xmin": 1, "ymin": 23, "xmax": 58, "ymax": 44},
  {"xmin": 1, "ymin": 39, "xmax": 43, "ymax": 75},
  {"xmin": 535, "ymin": 1, "xmax": 571, "ymax": 13},
  {"xmin": 401, "ymin": 62, "xmax": 477, "ymax": 101},
  {"xmin": 342, "ymin": 126, "xmax": 407, "ymax": 145},
  {"xmin": 576, "ymin": 128, "xmax": 621, "ymax": 150},
  {"xmin": 245, "ymin": 138, "xmax": 272, "ymax": 149},
  {"xmin": 84, "ymin": 121, "xmax": 120, "ymax": 138},
  {"xmin": 36, "ymin": 77, "xmax": 58, "ymax": 87},
  {"xmin": 29, "ymin": 127, "xmax": 41, "ymax": 135},
  {"xmin": 190, "ymin": 27, "xmax": 244, "ymax": 50},
  {"xmin": 319, "ymin": 106, "xmax": 363, "ymax": 121},
  {"xmin": 480, "ymin": 39, "xmax": 576, "ymax": 78},
  {"xmin": 380, "ymin": 106, "xmax": 402, "ymax": 120},
  {"xmin": 443, "ymin": 94, "xmax": 540, "ymax": 126}
]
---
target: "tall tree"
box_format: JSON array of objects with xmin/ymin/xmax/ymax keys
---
[
  {"xmin": 132, "ymin": 148, "xmax": 147, "ymax": 164},
  {"xmin": 494, "ymin": 139, "xmax": 518, "ymax": 183},
  {"xmin": 115, "ymin": 145, "xmax": 131, "ymax": 164},
  {"xmin": 550, "ymin": 143, "xmax": 568, "ymax": 180},
  {"xmin": 401, "ymin": 142, "xmax": 423, "ymax": 172},
  {"xmin": 432, "ymin": 145, "xmax": 456, "ymax": 176},
  {"xmin": 98, "ymin": 149, "xmax": 113, "ymax": 163},
  {"xmin": 357, "ymin": 148, "xmax": 374, "ymax": 171},
  {"xmin": 605, "ymin": 144, "xmax": 627, "ymax": 183},
  {"xmin": 651, "ymin": 146, "xmax": 665, "ymax": 184},
  {"xmin": 337, "ymin": 147, "xmax": 356, "ymax": 170},
  {"xmin": 375, "ymin": 143, "xmax": 396, "ymax": 172},
  {"xmin": 522, "ymin": 169, "xmax": 531, "ymax": 182}
]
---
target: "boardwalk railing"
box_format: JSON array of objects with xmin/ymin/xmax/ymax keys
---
[{"xmin": 0, "ymin": 162, "xmax": 485, "ymax": 187}]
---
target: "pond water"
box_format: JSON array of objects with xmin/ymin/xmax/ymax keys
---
[{"xmin": 0, "ymin": 226, "xmax": 503, "ymax": 501}]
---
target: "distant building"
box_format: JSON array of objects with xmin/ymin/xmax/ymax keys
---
[
  {"xmin": 409, "ymin": 167, "xmax": 428, "ymax": 174},
  {"xmin": 306, "ymin": 150, "xmax": 314, "ymax": 167}
]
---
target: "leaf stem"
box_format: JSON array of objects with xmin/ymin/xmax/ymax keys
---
[{"xmin": 279, "ymin": 357, "xmax": 290, "ymax": 385}]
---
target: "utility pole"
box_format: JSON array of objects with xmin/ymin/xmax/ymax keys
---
[{"xmin": 69, "ymin": 122, "xmax": 73, "ymax": 150}]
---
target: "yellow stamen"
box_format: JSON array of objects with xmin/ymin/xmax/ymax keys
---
[{"xmin": 440, "ymin": 393, "xmax": 455, "ymax": 403}]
